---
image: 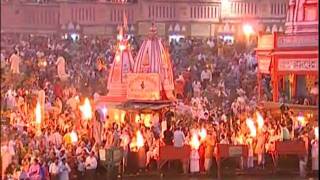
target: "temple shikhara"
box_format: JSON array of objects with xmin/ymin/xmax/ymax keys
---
[
  {"xmin": 256, "ymin": 0, "xmax": 318, "ymax": 102},
  {"xmin": 96, "ymin": 22, "xmax": 175, "ymax": 124}
]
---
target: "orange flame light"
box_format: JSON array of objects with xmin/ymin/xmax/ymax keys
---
[
  {"xmin": 35, "ymin": 102, "xmax": 41, "ymax": 124},
  {"xmin": 130, "ymin": 130, "xmax": 144, "ymax": 151},
  {"xmin": 246, "ymin": 118, "xmax": 256, "ymax": 137},
  {"xmin": 297, "ymin": 115, "xmax": 306, "ymax": 126},
  {"xmin": 70, "ymin": 131, "xmax": 78, "ymax": 144},
  {"xmin": 190, "ymin": 133, "xmax": 200, "ymax": 150},
  {"xmin": 256, "ymin": 111, "xmax": 264, "ymax": 130},
  {"xmin": 79, "ymin": 98, "xmax": 92, "ymax": 120},
  {"xmin": 199, "ymin": 128, "xmax": 207, "ymax": 142}
]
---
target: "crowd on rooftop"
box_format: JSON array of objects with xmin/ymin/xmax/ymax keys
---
[{"xmin": 0, "ymin": 32, "xmax": 318, "ymax": 180}]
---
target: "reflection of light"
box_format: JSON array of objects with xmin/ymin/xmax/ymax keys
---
[
  {"xmin": 35, "ymin": 102, "xmax": 41, "ymax": 124},
  {"xmin": 243, "ymin": 24, "xmax": 254, "ymax": 36},
  {"xmin": 79, "ymin": 98, "xmax": 92, "ymax": 120},
  {"xmin": 315, "ymin": 127, "xmax": 318, "ymax": 140},
  {"xmin": 246, "ymin": 118, "xmax": 256, "ymax": 137},
  {"xmin": 256, "ymin": 111, "xmax": 264, "ymax": 129}
]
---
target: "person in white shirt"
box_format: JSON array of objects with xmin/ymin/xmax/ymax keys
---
[
  {"xmin": 85, "ymin": 151, "xmax": 97, "ymax": 180},
  {"xmin": 49, "ymin": 158, "xmax": 60, "ymax": 180},
  {"xmin": 201, "ymin": 69, "xmax": 212, "ymax": 89},
  {"xmin": 173, "ymin": 127, "xmax": 186, "ymax": 148},
  {"xmin": 59, "ymin": 158, "xmax": 71, "ymax": 180},
  {"xmin": 311, "ymin": 138, "xmax": 319, "ymax": 173},
  {"xmin": 10, "ymin": 51, "xmax": 21, "ymax": 74}
]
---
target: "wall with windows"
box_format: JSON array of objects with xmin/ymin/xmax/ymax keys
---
[{"xmin": 1, "ymin": 0, "xmax": 289, "ymax": 36}]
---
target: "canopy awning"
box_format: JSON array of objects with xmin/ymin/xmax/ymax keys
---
[{"xmin": 115, "ymin": 100, "xmax": 175, "ymax": 111}]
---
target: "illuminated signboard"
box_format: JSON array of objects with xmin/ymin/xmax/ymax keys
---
[
  {"xmin": 278, "ymin": 58, "xmax": 318, "ymax": 71},
  {"xmin": 127, "ymin": 73, "xmax": 161, "ymax": 100},
  {"xmin": 277, "ymin": 35, "xmax": 318, "ymax": 48}
]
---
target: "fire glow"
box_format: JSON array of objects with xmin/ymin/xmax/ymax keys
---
[
  {"xmin": 35, "ymin": 102, "xmax": 41, "ymax": 124},
  {"xmin": 70, "ymin": 131, "xmax": 78, "ymax": 144},
  {"xmin": 130, "ymin": 131, "xmax": 144, "ymax": 151},
  {"xmin": 297, "ymin": 115, "xmax": 306, "ymax": 126},
  {"xmin": 190, "ymin": 133, "xmax": 200, "ymax": 150},
  {"xmin": 79, "ymin": 98, "xmax": 92, "ymax": 120},
  {"xmin": 256, "ymin": 111, "xmax": 264, "ymax": 130},
  {"xmin": 246, "ymin": 118, "xmax": 256, "ymax": 137},
  {"xmin": 199, "ymin": 128, "xmax": 207, "ymax": 142}
]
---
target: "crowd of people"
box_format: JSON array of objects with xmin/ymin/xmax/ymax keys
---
[{"xmin": 0, "ymin": 32, "xmax": 318, "ymax": 180}]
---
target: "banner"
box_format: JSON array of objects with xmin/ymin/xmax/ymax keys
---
[
  {"xmin": 278, "ymin": 58, "xmax": 318, "ymax": 71},
  {"xmin": 127, "ymin": 73, "xmax": 160, "ymax": 100},
  {"xmin": 258, "ymin": 57, "xmax": 271, "ymax": 74}
]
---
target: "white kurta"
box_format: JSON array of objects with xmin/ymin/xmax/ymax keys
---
[
  {"xmin": 56, "ymin": 56, "xmax": 67, "ymax": 79},
  {"xmin": 190, "ymin": 149, "xmax": 200, "ymax": 173},
  {"xmin": 311, "ymin": 140, "xmax": 319, "ymax": 170},
  {"xmin": 10, "ymin": 53, "xmax": 20, "ymax": 74}
]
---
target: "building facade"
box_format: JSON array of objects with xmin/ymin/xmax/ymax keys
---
[{"xmin": 1, "ymin": 0, "xmax": 288, "ymax": 37}]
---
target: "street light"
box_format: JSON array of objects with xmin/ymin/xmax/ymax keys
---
[
  {"xmin": 243, "ymin": 24, "xmax": 254, "ymax": 37},
  {"xmin": 242, "ymin": 24, "xmax": 254, "ymax": 48}
]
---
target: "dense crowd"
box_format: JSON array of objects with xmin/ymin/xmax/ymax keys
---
[{"xmin": 0, "ymin": 33, "xmax": 318, "ymax": 180}]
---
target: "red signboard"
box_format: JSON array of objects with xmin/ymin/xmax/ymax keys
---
[
  {"xmin": 216, "ymin": 144, "xmax": 249, "ymax": 158},
  {"xmin": 275, "ymin": 140, "xmax": 306, "ymax": 155},
  {"xmin": 258, "ymin": 58, "xmax": 272, "ymax": 74},
  {"xmin": 277, "ymin": 34, "xmax": 318, "ymax": 48},
  {"xmin": 159, "ymin": 145, "xmax": 191, "ymax": 161}
]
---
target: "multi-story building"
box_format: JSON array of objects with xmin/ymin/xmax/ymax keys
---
[{"xmin": 1, "ymin": 0, "xmax": 288, "ymax": 38}]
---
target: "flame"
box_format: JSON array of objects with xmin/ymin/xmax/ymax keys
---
[
  {"xmin": 70, "ymin": 131, "xmax": 78, "ymax": 144},
  {"xmin": 119, "ymin": 44, "xmax": 126, "ymax": 51},
  {"xmin": 199, "ymin": 128, "xmax": 207, "ymax": 142},
  {"xmin": 190, "ymin": 133, "xmax": 200, "ymax": 150},
  {"xmin": 120, "ymin": 111, "xmax": 125, "ymax": 123},
  {"xmin": 79, "ymin": 98, "xmax": 92, "ymax": 120},
  {"xmin": 136, "ymin": 131, "xmax": 144, "ymax": 149},
  {"xmin": 256, "ymin": 111, "xmax": 264, "ymax": 129},
  {"xmin": 315, "ymin": 127, "xmax": 318, "ymax": 140},
  {"xmin": 297, "ymin": 115, "xmax": 306, "ymax": 126},
  {"xmin": 246, "ymin": 118, "xmax": 256, "ymax": 137},
  {"xmin": 35, "ymin": 102, "xmax": 41, "ymax": 124},
  {"xmin": 142, "ymin": 114, "xmax": 151, "ymax": 127},
  {"xmin": 117, "ymin": 34, "xmax": 123, "ymax": 41}
]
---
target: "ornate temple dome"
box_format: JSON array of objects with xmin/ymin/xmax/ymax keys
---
[
  {"xmin": 133, "ymin": 24, "xmax": 175, "ymax": 100},
  {"xmin": 285, "ymin": 0, "xmax": 318, "ymax": 34},
  {"xmin": 105, "ymin": 28, "xmax": 134, "ymax": 101}
]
